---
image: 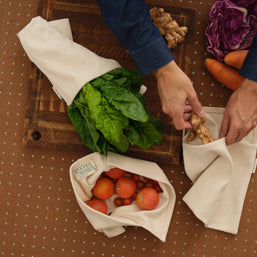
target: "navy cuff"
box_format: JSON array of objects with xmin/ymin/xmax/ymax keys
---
[
  {"xmin": 129, "ymin": 37, "xmax": 174, "ymax": 76},
  {"xmin": 239, "ymin": 35, "xmax": 257, "ymax": 82}
]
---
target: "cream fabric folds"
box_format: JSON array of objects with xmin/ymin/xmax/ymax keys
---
[
  {"xmin": 17, "ymin": 16, "xmax": 121, "ymax": 105},
  {"xmin": 69, "ymin": 152, "xmax": 176, "ymax": 242},
  {"xmin": 182, "ymin": 107, "xmax": 257, "ymax": 234}
]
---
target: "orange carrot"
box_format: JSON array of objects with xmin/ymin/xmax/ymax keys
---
[
  {"xmin": 223, "ymin": 50, "xmax": 248, "ymax": 70},
  {"xmin": 205, "ymin": 58, "xmax": 245, "ymax": 91}
]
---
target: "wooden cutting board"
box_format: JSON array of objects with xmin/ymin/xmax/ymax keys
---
[{"xmin": 22, "ymin": 0, "xmax": 196, "ymax": 164}]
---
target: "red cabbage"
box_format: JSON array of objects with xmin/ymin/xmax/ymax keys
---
[
  {"xmin": 232, "ymin": 0, "xmax": 257, "ymax": 15},
  {"xmin": 205, "ymin": 0, "xmax": 257, "ymax": 61}
]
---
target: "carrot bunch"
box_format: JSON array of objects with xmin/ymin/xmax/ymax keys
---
[{"xmin": 205, "ymin": 50, "xmax": 248, "ymax": 91}]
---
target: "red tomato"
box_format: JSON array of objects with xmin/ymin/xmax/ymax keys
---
[
  {"xmin": 144, "ymin": 180, "xmax": 154, "ymax": 188},
  {"xmin": 115, "ymin": 177, "xmax": 136, "ymax": 199},
  {"xmin": 131, "ymin": 174, "xmax": 140, "ymax": 181},
  {"xmin": 114, "ymin": 197, "xmax": 124, "ymax": 207},
  {"xmin": 136, "ymin": 187, "xmax": 159, "ymax": 210},
  {"xmin": 136, "ymin": 180, "xmax": 145, "ymax": 189},
  {"xmin": 87, "ymin": 199, "xmax": 108, "ymax": 214},
  {"xmin": 153, "ymin": 183, "xmax": 163, "ymax": 193},
  {"xmin": 122, "ymin": 198, "xmax": 132, "ymax": 205},
  {"xmin": 92, "ymin": 177, "xmax": 114, "ymax": 200},
  {"xmin": 104, "ymin": 167, "xmax": 126, "ymax": 179}
]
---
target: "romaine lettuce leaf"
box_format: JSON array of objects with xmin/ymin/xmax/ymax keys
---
[
  {"xmin": 68, "ymin": 102, "xmax": 106, "ymax": 154},
  {"xmin": 107, "ymin": 68, "xmax": 143, "ymax": 93},
  {"xmin": 92, "ymin": 80, "xmax": 148, "ymax": 122},
  {"xmin": 85, "ymin": 83, "xmax": 129, "ymax": 153},
  {"xmin": 67, "ymin": 68, "xmax": 164, "ymax": 156},
  {"xmin": 124, "ymin": 116, "xmax": 164, "ymax": 149}
]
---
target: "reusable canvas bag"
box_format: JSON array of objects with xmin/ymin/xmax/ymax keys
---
[
  {"xmin": 182, "ymin": 107, "xmax": 257, "ymax": 234},
  {"xmin": 18, "ymin": 16, "xmax": 121, "ymax": 105},
  {"xmin": 69, "ymin": 152, "xmax": 176, "ymax": 242}
]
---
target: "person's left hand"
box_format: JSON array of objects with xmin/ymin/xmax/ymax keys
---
[{"xmin": 220, "ymin": 78, "xmax": 257, "ymax": 145}]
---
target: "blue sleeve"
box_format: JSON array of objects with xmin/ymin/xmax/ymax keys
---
[
  {"xmin": 96, "ymin": 0, "xmax": 174, "ymax": 76},
  {"xmin": 239, "ymin": 34, "xmax": 257, "ymax": 82}
]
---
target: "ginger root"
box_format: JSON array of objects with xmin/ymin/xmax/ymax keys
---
[
  {"xmin": 150, "ymin": 7, "xmax": 188, "ymax": 49},
  {"xmin": 187, "ymin": 113, "xmax": 215, "ymax": 144}
]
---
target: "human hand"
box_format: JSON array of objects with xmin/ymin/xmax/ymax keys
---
[
  {"xmin": 153, "ymin": 60, "xmax": 205, "ymax": 130},
  {"xmin": 220, "ymin": 78, "xmax": 257, "ymax": 145}
]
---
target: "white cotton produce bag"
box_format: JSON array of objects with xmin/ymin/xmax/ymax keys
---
[
  {"xmin": 182, "ymin": 107, "xmax": 257, "ymax": 234},
  {"xmin": 69, "ymin": 152, "xmax": 176, "ymax": 242},
  {"xmin": 17, "ymin": 16, "xmax": 121, "ymax": 105}
]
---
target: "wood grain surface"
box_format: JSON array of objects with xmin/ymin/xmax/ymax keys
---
[{"xmin": 23, "ymin": 0, "xmax": 196, "ymax": 164}]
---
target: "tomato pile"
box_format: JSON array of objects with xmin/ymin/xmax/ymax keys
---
[{"xmin": 86, "ymin": 167, "xmax": 163, "ymax": 214}]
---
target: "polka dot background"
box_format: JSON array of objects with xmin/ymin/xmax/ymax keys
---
[{"xmin": 0, "ymin": 0, "xmax": 256, "ymax": 257}]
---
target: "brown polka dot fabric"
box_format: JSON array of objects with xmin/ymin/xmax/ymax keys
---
[{"xmin": 1, "ymin": 0, "xmax": 256, "ymax": 257}]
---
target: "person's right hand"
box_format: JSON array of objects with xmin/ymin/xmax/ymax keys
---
[{"xmin": 154, "ymin": 60, "xmax": 205, "ymax": 130}]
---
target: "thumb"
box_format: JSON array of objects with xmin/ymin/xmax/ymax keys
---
[{"xmin": 220, "ymin": 112, "xmax": 229, "ymax": 139}]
